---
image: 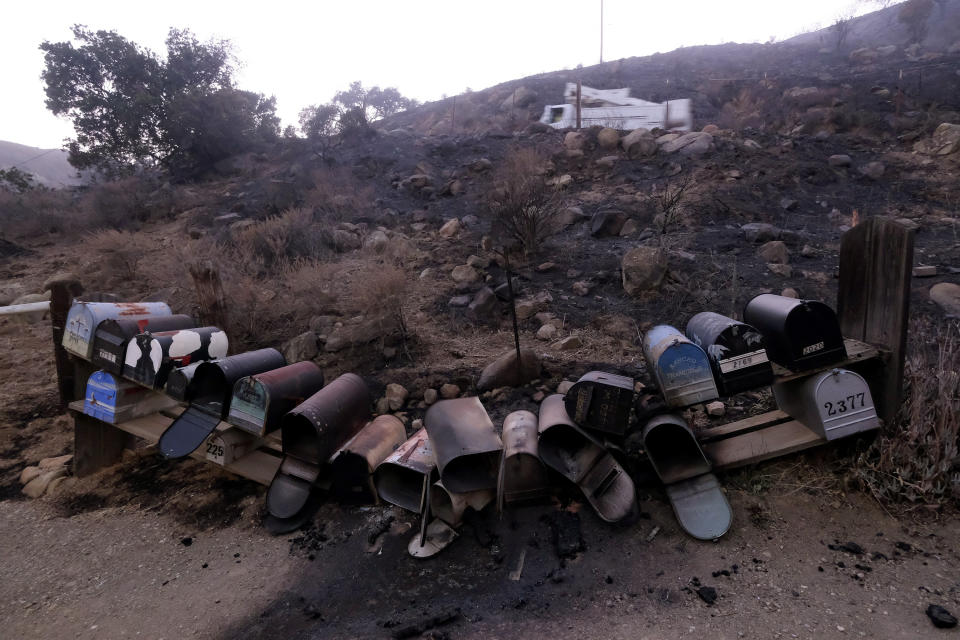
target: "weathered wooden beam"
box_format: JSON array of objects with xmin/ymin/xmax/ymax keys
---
[
  {"xmin": 43, "ymin": 272, "xmax": 83, "ymax": 408},
  {"xmin": 73, "ymin": 412, "xmax": 130, "ymax": 478}
]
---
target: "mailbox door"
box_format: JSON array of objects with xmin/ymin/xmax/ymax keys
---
[
  {"xmin": 810, "ymin": 370, "xmax": 880, "ymax": 440},
  {"xmin": 784, "ymin": 303, "xmax": 847, "ymax": 370},
  {"xmin": 656, "ymin": 343, "xmax": 719, "ymax": 407},
  {"xmin": 228, "ymin": 377, "xmax": 269, "ymax": 435}
]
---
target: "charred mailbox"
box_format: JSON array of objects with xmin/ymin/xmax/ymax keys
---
[
  {"xmin": 424, "ymin": 397, "xmax": 503, "ymax": 494},
  {"xmin": 123, "ymin": 326, "xmax": 228, "ymax": 389},
  {"xmin": 63, "ymin": 301, "xmax": 172, "ymax": 360},
  {"xmin": 330, "ymin": 414, "xmax": 407, "ymax": 504},
  {"xmin": 227, "ymin": 361, "xmax": 326, "ymax": 437},
  {"xmin": 563, "ymin": 371, "xmax": 635, "ymax": 435},
  {"xmin": 498, "ymin": 410, "xmax": 550, "ymax": 508},
  {"xmin": 686, "ymin": 311, "xmax": 773, "ymax": 396},
  {"xmin": 643, "ymin": 325, "xmax": 719, "ymax": 407},
  {"xmin": 374, "ymin": 428, "xmax": 437, "ymax": 513},
  {"xmin": 743, "ymin": 294, "xmax": 847, "ymax": 371},
  {"xmin": 91, "ymin": 315, "xmax": 194, "ymax": 375},
  {"xmin": 773, "ymin": 368, "xmax": 879, "ymax": 441}
]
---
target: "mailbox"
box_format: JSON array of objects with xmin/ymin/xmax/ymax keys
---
[
  {"xmin": 563, "ymin": 371, "xmax": 635, "ymax": 435},
  {"xmin": 686, "ymin": 311, "xmax": 773, "ymax": 396},
  {"xmin": 266, "ymin": 456, "xmax": 321, "ymax": 521},
  {"xmin": 538, "ymin": 394, "xmax": 637, "ymax": 523},
  {"xmin": 773, "ymin": 368, "xmax": 880, "ymax": 441},
  {"xmin": 374, "ymin": 428, "xmax": 437, "ymax": 513},
  {"xmin": 280, "ymin": 373, "xmax": 371, "ymax": 464},
  {"xmin": 424, "ymin": 397, "xmax": 502, "ymax": 494},
  {"xmin": 62, "ymin": 301, "xmax": 172, "ymax": 360},
  {"xmin": 642, "ymin": 325, "xmax": 719, "ymax": 407},
  {"xmin": 158, "ymin": 348, "xmax": 286, "ymax": 459},
  {"xmin": 329, "ymin": 414, "xmax": 406, "ymax": 504},
  {"xmin": 123, "ymin": 326, "xmax": 228, "ymax": 389},
  {"xmin": 83, "ymin": 370, "xmax": 176, "ymax": 423},
  {"xmin": 165, "ymin": 360, "xmax": 207, "ymax": 401},
  {"xmin": 743, "ymin": 294, "xmax": 847, "ymax": 371},
  {"xmin": 227, "ymin": 361, "xmax": 326, "ymax": 436},
  {"xmin": 430, "ymin": 481, "xmax": 494, "ymax": 527},
  {"xmin": 498, "ymin": 410, "xmax": 550, "ymax": 508},
  {"xmin": 91, "ymin": 314, "xmax": 194, "ymax": 375}
]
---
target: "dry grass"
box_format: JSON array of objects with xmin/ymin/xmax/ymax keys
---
[
  {"xmin": 303, "ymin": 167, "xmax": 375, "ymax": 221},
  {"xmin": 230, "ymin": 208, "xmax": 332, "ymax": 273},
  {"xmin": 81, "ymin": 229, "xmax": 153, "ymax": 285},
  {"xmin": 0, "ymin": 188, "xmax": 73, "ymax": 238},
  {"xmin": 487, "ymin": 147, "xmax": 559, "ymax": 255}
]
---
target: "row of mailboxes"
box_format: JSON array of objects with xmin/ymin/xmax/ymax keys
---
[
  {"xmin": 92, "ymin": 314, "xmax": 195, "ymax": 375},
  {"xmin": 124, "ymin": 326, "xmax": 229, "ymax": 389}
]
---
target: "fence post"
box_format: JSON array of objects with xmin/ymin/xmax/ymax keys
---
[{"xmin": 43, "ymin": 272, "xmax": 83, "ymax": 408}]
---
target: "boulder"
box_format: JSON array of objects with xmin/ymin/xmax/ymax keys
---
[
  {"xmin": 438, "ymin": 218, "xmax": 461, "ymax": 238},
  {"xmin": 440, "ymin": 383, "xmax": 461, "ymax": 399},
  {"xmin": 515, "ymin": 291, "xmax": 553, "ymax": 321},
  {"xmin": 564, "ymin": 132, "xmax": 587, "ymax": 151},
  {"xmin": 283, "ymin": 331, "xmax": 319, "ymax": 363},
  {"xmin": 619, "ymin": 219, "xmax": 640, "ymax": 236},
  {"xmin": 38, "ymin": 454, "xmax": 73, "ymax": 470},
  {"xmin": 554, "ymin": 206, "xmax": 589, "ymax": 229},
  {"xmin": 596, "ymin": 127, "xmax": 621, "ymax": 150},
  {"xmin": 363, "ymin": 229, "xmax": 390, "ymax": 253},
  {"xmin": 742, "ymin": 223, "xmax": 781, "ymax": 243},
  {"xmin": 22, "ymin": 467, "xmax": 67, "ymax": 499},
  {"xmin": 923, "ymin": 123, "xmax": 960, "ymax": 155},
  {"xmin": 595, "ymin": 155, "xmax": 619, "ymax": 168},
  {"xmin": 768, "ymin": 263, "xmax": 793, "ymax": 277},
  {"xmin": 536, "ymin": 324, "xmax": 558, "ymax": 341},
  {"xmin": 451, "ymin": 265, "xmax": 480, "ymax": 284},
  {"xmin": 701, "ymin": 124, "xmax": 720, "ymax": 134},
  {"xmin": 656, "ymin": 133, "xmax": 680, "ymax": 146},
  {"xmin": 828, "ymin": 154, "xmax": 852, "ymax": 167},
  {"xmin": 424, "ymin": 388, "xmax": 439, "ymax": 405},
  {"xmin": 19, "ymin": 466, "xmax": 41, "ymax": 485},
  {"xmin": 467, "ymin": 287, "xmax": 500, "ymax": 322},
  {"xmin": 781, "ymin": 288, "xmax": 799, "ymax": 298},
  {"xmin": 476, "ymin": 348, "xmax": 542, "ymax": 391},
  {"xmin": 385, "ymin": 383, "xmax": 409, "ymax": 411},
  {"xmin": 572, "ymin": 281, "xmax": 593, "ymax": 296},
  {"xmin": 501, "ymin": 86, "xmax": 538, "ymax": 110},
  {"xmin": 930, "ymin": 283, "xmax": 960, "ymax": 316},
  {"xmin": 622, "ymin": 246, "xmax": 668, "ymax": 296},
  {"xmin": 553, "ymin": 335, "xmax": 582, "ymax": 351},
  {"xmin": 470, "ymin": 158, "xmax": 493, "ymax": 173},
  {"xmin": 758, "ymin": 241, "xmax": 790, "ymax": 264},
  {"xmin": 324, "ymin": 318, "xmax": 385, "ymax": 352},
  {"xmin": 332, "ymin": 229, "xmax": 362, "ymax": 252},
  {"xmin": 622, "ymin": 129, "xmax": 657, "ymax": 158},
  {"xmin": 466, "ymin": 254, "xmax": 490, "ymax": 269},
  {"xmin": 661, "ymin": 132, "xmax": 714, "ymax": 155},
  {"xmin": 449, "ymin": 295, "xmax": 471, "ymax": 307},
  {"xmin": 591, "ymin": 210, "xmax": 628, "ymax": 237},
  {"xmin": 0, "ymin": 281, "xmax": 24, "ymax": 306},
  {"xmin": 859, "ymin": 162, "xmax": 885, "ymax": 180}
]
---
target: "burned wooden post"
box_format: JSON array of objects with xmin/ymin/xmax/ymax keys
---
[
  {"xmin": 43, "ymin": 272, "xmax": 83, "ymax": 408},
  {"xmin": 188, "ymin": 261, "xmax": 228, "ymax": 335}
]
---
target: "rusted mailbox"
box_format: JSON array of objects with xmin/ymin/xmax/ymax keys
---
[
  {"xmin": 374, "ymin": 428, "xmax": 437, "ymax": 513},
  {"xmin": 498, "ymin": 410, "xmax": 550, "ymax": 508},
  {"xmin": 563, "ymin": 371, "xmax": 635, "ymax": 435},
  {"xmin": 643, "ymin": 325, "xmax": 719, "ymax": 407},
  {"xmin": 642, "ymin": 413, "xmax": 731, "ymax": 540},
  {"xmin": 63, "ymin": 301, "xmax": 172, "ymax": 360},
  {"xmin": 538, "ymin": 394, "xmax": 637, "ymax": 523},
  {"xmin": 773, "ymin": 368, "xmax": 880, "ymax": 440},
  {"xmin": 330, "ymin": 414, "xmax": 407, "ymax": 504},
  {"xmin": 158, "ymin": 348, "xmax": 286, "ymax": 459},
  {"xmin": 227, "ymin": 361, "xmax": 326, "ymax": 436},
  {"xmin": 91, "ymin": 315, "xmax": 194, "ymax": 375},
  {"xmin": 123, "ymin": 326, "xmax": 228, "ymax": 389},
  {"xmin": 424, "ymin": 397, "xmax": 502, "ymax": 493},
  {"xmin": 686, "ymin": 311, "xmax": 773, "ymax": 396},
  {"xmin": 744, "ymin": 294, "xmax": 847, "ymax": 371},
  {"xmin": 84, "ymin": 370, "xmax": 176, "ymax": 423},
  {"xmin": 430, "ymin": 481, "xmax": 494, "ymax": 527}
]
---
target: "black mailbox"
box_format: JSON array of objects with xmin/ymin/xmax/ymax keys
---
[
  {"xmin": 91, "ymin": 315, "xmax": 194, "ymax": 375},
  {"xmin": 227, "ymin": 361, "xmax": 326, "ymax": 436},
  {"xmin": 686, "ymin": 311, "xmax": 774, "ymax": 396},
  {"xmin": 563, "ymin": 371, "xmax": 635, "ymax": 436},
  {"xmin": 123, "ymin": 326, "xmax": 228, "ymax": 389},
  {"xmin": 280, "ymin": 373, "xmax": 371, "ymax": 464},
  {"xmin": 165, "ymin": 360, "xmax": 206, "ymax": 401},
  {"xmin": 743, "ymin": 294, "xmax": 847, "ymax": 371}
]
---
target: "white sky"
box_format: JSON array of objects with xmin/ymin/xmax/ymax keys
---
[{"xmin": 1, "ymin": 0, "xmax": 876, "ymax": 149}]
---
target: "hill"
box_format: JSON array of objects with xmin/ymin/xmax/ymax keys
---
[{"xmin": 0, "ymin": 140, "xmax": 81, "ymax": 188}]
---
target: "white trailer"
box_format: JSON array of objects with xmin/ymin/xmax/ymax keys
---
[{"xmin": 539, "ymin": 83, "xmax": 692, "ymax": 132}]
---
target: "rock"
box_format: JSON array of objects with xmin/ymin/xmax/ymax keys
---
[
  {"xmin": 913, "ymin": 265, "xmax": 937, "ymax": 277},
  {"xmin": 780, "ymin": 198, "xmax": 798, "ymax": 211},
  {"xmin": 375, "ymin": 397, "xmax": 391, "ymax": 414},
  {"xmin": 572, "ymin": 281, "xmax": 593, "ymax": 296},
  {"xmin": 449, "ymin": 295, "xmax": 471, "ymax": 307},
  {"xmin": 469, "ymin": 158, "xmax": 493, "ymax": 173},
  {"xmin": 706, "ymin": 401, "xmax": 725, "ymax": 417},
  {"xmin": 554, "ymin": 206, "xmax": 590, "ymax": 229},
  {"xmin": 758, "ymin": 241, "xmax": 790, "ymax": 264},
  {"xmin": 38, "ymin": 454, "xmax": 73, "ymax": 470},
  {"xmin": 702, "ymin": 124, "xmax": 720, "ymax": 134},
  {"xmin": 19, "ymin": 466, "xmax": 41, "ymax": 485},
  {"xmin": 930, "ymin": 283, "xmax": 960, "ymax": 316},
  {"xmin": 467, "ymin": 287, "xmax": 500, "ymax": 322},
  {"xmin": 424, "ymin": 388, "xmax": 439, "ymax": 405},
  {"xmin": 332, "ymin": 229, "xmax": 362, "ymax": 252},
  {"xmin": 451, "ymin": 265, "xmax": 480, "ymax": 284},
  {"xmin": 828, "ymin": 154, "xmax": 852, "ymax": 167},
  {"xmin": 553, "ymin": 335, "xmax": 582, "ymax": 351},
  {"xmin": 22, "ymin": 467, "xmax": 67, "ymax": 499},
  {"xmin": 564, "ymin": 131, "xmax": 587, "ymax": 151},
  {"xmin": 0, "ymin": 281, "xmax": 24, "ymax": 306},
  {"xmin": 537, "ymin": 324, "xmax": 558, "ymax": 341},
  {"xmin": 622, "ymin": 129, "xmax": 656, "ymax": 158},
  {"xmin": 591, "ymin": 210, "xmax": 628, "ymax": 237},
  {"xmin": 501, "ymin": 86, "xmax": 538, "ymax": 110},
  {"xmin": 743, "ymin": 139, "xmax": 762, "ymax": 150},
  {"xmin": 438, "ymin": 218, "xmax": 461, "ymax": 238},
  {"xmin": 596, "ymin": 127, "xmax": 621, "ymax": 150},
  {"xmin": 282, "ymin": 331, "xmax": 319, "ymax": 363},
  {"xmin": 556, "ymin": 381, "xmax": 574, "ymax": 395},
  {"xmin": 656, "ymin": 133, "xmax": 680, "ymax": 146},
  {"xmin": 768, "ymin": 263, "xmax": 793, "ymax": 277},
  {"xmin": 781, "ymin": 287, "xmax": 799, "ymax": 298},
  {"xmin": 619, "ymin": 219, "xmax": 640, "ymax": 236},
  {"xmin": 595, "ymin": 155, "xmax": 619, "ymax": 169},
  {"xmin": 476, "ymin": 348, "xmax": 542, "ymax": 391},
  {"xmin": 407, "ymin": 174, "xmax": 434, "ymax": 189},
  {"xmin": 916, "ymin": 123, "xmax": 960, "ymax": 156},
  {"xmin": 622, "ymin": 246, "xmax": 668, "ymax": 296},
  {"xmin": 515, "ymin": 291, "xmax": 553, "ymax": 321},
  {"xmin": 536, "ymin": 262, "xmax": 556, "ymax": 272},
  {"xmin": 308, "ymin": 315, "xmax": 338, "ymax": 334},
  {"xmin": 742, "ymin": 223, "xmax": 781, "ymax": 243},
  {"xmin": 324, "ymin": 318, "xmax": 384, "ymax": 352},
  {"xmin": 362, "ymin": 229, "xmax": 390, "ymax": 253},
  {"xmin": 661, "ymin": 132, "xmax": 714, "ymax": 155},
  {"xmin": 466, "ymin": 254, "xmax": 490, "ymax": 269},
  {"xmin": 556, "ymin": 174, "xmax": 573, "ymax": 189},
  {"xmin": 696, "ymin": 586, "xmax": 718, "ymax": 606},
  {"xmin": 440, "ymin": 383, "xmax": 461, "ymax": 399},
  {"xmin": 801, "ymin": 244, "xmax": 816, "ymax": 258},
  {"xmin": 858, "ymin": 162, "xmax": 885, "ymax": 180},
  {"xmin": 385, "ymin": 383, "xmax": 409, "ymax": 411},
  {"xmin": 926, "ymin": 604, "xmax": 958, "ymax": 629}
]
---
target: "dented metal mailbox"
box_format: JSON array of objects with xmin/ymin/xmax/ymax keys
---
[
  {"xmin": 424, "ymin": 397, "xmax": 502, "ymax": 494},
  {"xmin": 430, "ymin": 481, "xmax": 494, "ymax": 527},
  {"xmin": 227, "ymin": 361, "xmax": 326, "ymax": 436},
  {"xmin": 773, "ymin": 368, "xmax": 880, "ymax": 441},
  {"xmin": 643, "ymin": 325, "xmax": 719, "ymax": 407},
  {"xmin": 63, "ymin": 301, "xmax": 172, "ymax": 360},
  {"xmin": 686, "ymin": 311, "xmax": 773, "ymax": 396},
  {"xmin": 743, "ymin": 294, "xmax": 847, "ymax": 371},
  {"xmin": 330, "ymin": 414, "xmax": 407, "ymax": 504},
  {"xmin": 498, "ymin": 410, "xmax": 550, "ymax": 508},
  {"xmin": 563, "ymin": 371, "xmax": 635, "ymax": 435},
  {"xmin": 280, "ymin": 372, "xmax": 371, "ymax": 464},
  {"xmin": 91, "ymin": 314, "xmax": 194, "ymax": 375},
  {"xmin": 83, "ymin": 370, "xmax": 176, "ymax": 423},
  {"xmin": 642, "ymin": 414, "xmax": 732, "ymax": 540},
  {"xmin": 374, "ymin": 428, "xmax": 437, "ymax": 513},
  {"xmin": 538, "ymin": 394, "xmax": 637, "ymax": 523},
  {"xmin": 123, "ymin": 326, "xmax": 229, "ymax": 389}
]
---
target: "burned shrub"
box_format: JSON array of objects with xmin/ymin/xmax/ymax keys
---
[
  {"xmin": 230, "ymin": 208, "xmax": 332, "ymax": 273},
  {"xmin": 487, "ymin": 147, "xmax": 559, "ymax": 255}
]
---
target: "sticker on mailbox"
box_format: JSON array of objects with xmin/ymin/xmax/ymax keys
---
[
  {"xmin": 204, "ymin": 436, "xmax": 226, "ymax": 464},
  {"xmin": 718, "ymin": 349, "xmax": 768, "ymax": 374},
  {"xmin": 97, "ymin": 349, "xmax": 117, "ymax": 364}
]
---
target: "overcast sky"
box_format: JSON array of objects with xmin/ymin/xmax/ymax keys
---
[{"xmin": 2, "ymin": 0, "xmax": 877, "ymax": 149}]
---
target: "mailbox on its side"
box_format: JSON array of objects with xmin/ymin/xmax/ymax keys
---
[
  {"xmin": 773, "ymin": 368, "xmax": 880, "ymax": 441},
  {"xmin": 280, "ymin": 373, "xmax": 371, "ymax": 465},
  {"xmin": 498, "ymin": 410, "xmax": 550, "ymax": 508},
  {"xmin": 643, "ymin": 325, "xmax": 719, "ymax": 408},
  {"xmin": 91, "ymin": 314, "xmax": 194, "ymax": 375},
  {"xmin": 330, "ymin": 414, "xmax": 407, "ymax": 504},
  {"xmin": 227, "ymin": 361, "xmax": 326, "ymax": 437},
  {"xmin": 424, "ymin": 397, "xmax": 502, "ymax": 494},
  {"xmin": 63, "ymin": 301, "xmax": 172, "ymax": 360},
  {"xmin": 123, "ymin": 326, "xmax": 228, "ymax": 389},
  {"xmin": 743, "ymin": 294, "xmax": 847, "ymax": 371},
  {"xmin": 563, "ymin": 371, "xmax": 635, "ymax": 435},
  {"xmin": 686, "ymin": 311, "xmax": 773, "ymax": 396},
  {"xmin": 374, "ymin": 428, "xmax": 436, "ymax": 513}
]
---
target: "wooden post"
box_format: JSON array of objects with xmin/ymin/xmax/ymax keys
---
[
  {"xmin": 576, "ymin": 80, "xmax": 582, "ymax": 131},
  {"xmin": 73, "ymin": 412, "xmax": 130, "ymax": 478},
  {"xmin": 837, "ymin": 216, "xmax": 915, "ymax": 424},
  {"xmin": 189, "ymin": 261, "xmax": 228, "ymax": 335},
  {"xmin": 43, "ymin": 273, "xmax": 83, "ymax": 408}
]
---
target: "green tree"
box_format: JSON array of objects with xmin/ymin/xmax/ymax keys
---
[
  {"xmin": 0, "ymin": 167, "xmax": 39, "ymax": 193},
  {"xmin": 332, "ymin": 81, "xmax": 417, "ymax": 121},
  {"xmin": 298, "ymin": 103, "xmax": 340, "ymax": 139},
  {"xmin": 40, "ymin": 26, "xmax": 279, "ymax": 178}
]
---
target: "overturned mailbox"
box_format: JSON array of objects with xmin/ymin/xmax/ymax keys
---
[
  {"xmin": 424, "ymin": 397, "xmax": 502, "ymax": 494},
  {"xmin": 686, "ymin": 311, "xmax": 774, "ymax": 396},
  {"xmin": 643, "ymin": 325, "xmax": 719, "ymax": 408},
  {"xmin": 63, "ymin": 301, "xmax": 172, "ymax": 360},
  {"xmin": 643, "ymin": 413, "xmax": 732, "ymax": 540},
  {"xmin": 563, "ymin": 371, "xmax": 635, "ymax": 436},
  {"xmin": 330, "ymin": 414, "xmax": 406, "ymax": 504},
  {"xmin": 227, "ymin": 361, "xmax": 326, "ymax": 437},
  {"xmin": 498, "ymin": 410, "xmax": 550, "ymax": 509},
  {"xmin": 158, "ymin": 348, "xmax": 286, "ymax": 459},
  {"xmin": 773, "ymin": 368, "xmax": 880, "ymax": 440},
  {"xmin": 431, "ymin": 481, "xmax": 494, "ymax": 527},
  {"xmin": 744, "ymin": 294, "xmax": 847, "ymax": 371},
  {"xmin": 83, "ymin": 370, "xmax": 177, "ymax": 424},
  {"xmin": 91, "ymin": 314, "xmax": 194, "ymax": 375},
  {"xmin": 123, "ymin": 326, "xmax": 229, "ymax": 389},
  {"xmin": 374, "ymin": 428, "xmax": 437, "ymax": 513},
  {"xmin": 538, "ymin": 394, "xmax": 637, "ymax": 523}
]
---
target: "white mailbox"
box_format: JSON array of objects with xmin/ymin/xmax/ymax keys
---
[{"xmin": 773, "ymin": 368, "xmax": 880, "ymax": 441}]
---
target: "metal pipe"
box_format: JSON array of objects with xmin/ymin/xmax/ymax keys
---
[{"xmin": 0, "ymin": 301, "xmax": 50, "ymax": 316}]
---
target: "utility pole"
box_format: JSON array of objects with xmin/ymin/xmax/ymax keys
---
[
  {"xmin": 576, "ymin": 79, "xmax": 582, "ymax": 130},
  {"xmin": 600, "ymin": 0, "xmax": 604, "ymax": 63}
]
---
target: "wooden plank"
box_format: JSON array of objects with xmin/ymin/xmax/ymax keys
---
[
  {"xmin": 73, "ymin": 412, "xmax": 129, "ymax": 477},
  {"xmin": 703, "ymin": 420, "xmax": 825, "ymax": 470},
  {"xmin": 697, "ymin": 409, "xmax": 791, "ymax": 441},
  {"xmin": 770, "ymin": 338, "xmax": 880, "ymax": 382}
]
